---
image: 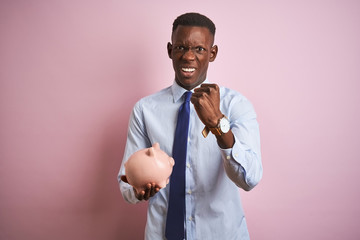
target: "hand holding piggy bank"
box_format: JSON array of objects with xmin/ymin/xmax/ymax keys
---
[{"xmin": 121, "ymin": 143, "xmax": 175, "ymax": 200}]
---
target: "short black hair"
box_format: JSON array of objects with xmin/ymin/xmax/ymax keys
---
[{"xmin": 172, "ymin": 12, "xmax": 216, "ymax": 36}]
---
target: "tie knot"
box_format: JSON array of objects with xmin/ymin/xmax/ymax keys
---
[{"xmin": 184, "ymin": 91, "xmax": 192, "ymax": 102}]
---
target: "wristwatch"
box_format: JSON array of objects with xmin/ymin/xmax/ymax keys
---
[{"xmin": 208, "ymin": 115, "xmax": 230, "ymax": 136}]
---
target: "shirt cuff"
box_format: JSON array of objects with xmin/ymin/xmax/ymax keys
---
[{"xmin": 220, "ymin": 135, "xmax": 249, "ymax": 172}]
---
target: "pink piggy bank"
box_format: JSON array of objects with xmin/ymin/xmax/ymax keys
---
[{"xmin": 121, "ymin": 143, "xmax": 175, "ymax": 193}]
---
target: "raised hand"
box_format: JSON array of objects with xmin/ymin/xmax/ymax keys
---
[{"xmin": 190, "ymin": 83, "xmax": 223, "ymax": 128}]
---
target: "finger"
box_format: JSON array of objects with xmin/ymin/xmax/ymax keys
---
[
  {"xmin": 136, "ymin": 189, "xmax": 145, "ymax": 201},
  {"xmin": 201, "ymin": 84, "xmax": 220, "ymax": 95},
  {"xmin": 194, "ymin": 86, "xmax": 211, "ymax": 93},
  {"xmin": 200, "ymin": 83, "xmax": 219, "ymax": 89},
  {"xmin": 190, "ymin": 95, "xmax": 206, "ymax": 108},
  {"xmin": 191, "ymin": 91, "xmax": 211, "ymax": 99},
  {"xmin": 143, "ymin": 183, "xmax": 152, "ymax": 200},
  {"xmin": 191, "ymin": 93, "xmax": 213, "ymax": 106},
  {"xmin": 149, "ymin": 183, "xmax": 156, "ymax": 197},
  {"xmin": 194, "ymin": 86, "xmax": 219, "ymax": 97}
]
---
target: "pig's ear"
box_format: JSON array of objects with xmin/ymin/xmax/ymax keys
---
[
  {"xmin": 147, "ymin": 147, "xmax": 155, "ymax": 157},
  {"xmin": 120, "ymin": 175, "xmax": 129, "ymax": 183},
  {"xmin": 169, "ymin": 157, "xmax": 175, "ymax": 166},
  {"xmin": 153, "ymin": 142, "xmax": 160, "ymax": 150}
]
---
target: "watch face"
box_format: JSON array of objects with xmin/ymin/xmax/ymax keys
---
[{"xmin": 219, "ymin": 117, "xmax": 230, "ymax": 133}]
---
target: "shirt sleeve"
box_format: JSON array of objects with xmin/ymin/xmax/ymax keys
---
[
  {"xmin": 117, "ymin": 101, "xmax": 151, "ymax": 204},
  {"xmin": 220, "ymin": 96, "xmax": 263, "ymax": 191}
]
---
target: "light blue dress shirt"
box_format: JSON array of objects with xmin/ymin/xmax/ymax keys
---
[{"xmin": 118, "ymin": 81, "xmax": 263, "ymax": 240}]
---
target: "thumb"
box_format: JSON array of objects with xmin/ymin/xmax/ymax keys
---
[{"xmin": 120, "ymin": 175, "xmax": 128, "ymax": 183}]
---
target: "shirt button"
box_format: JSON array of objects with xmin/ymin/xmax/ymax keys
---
[
  {"xmin": 188, "ymin": 137, "xmax": 190, "ymax": 142},
  {"xmin": 187, "ymin": 190, "xmax": 192, "ymax": 195},
  {"xmin": 186, "ymin": 163, "xmax": 191, "ymax": 168},
  {"xmin": 226, "ymin": 155, "xmax": 231, "ymax": 160},
  {"xmin": 235, "ymin": 153, "xmax": 239, "ymax": 157},
  {"xmin": 188, "ymin": 216, "xmax": 193, "ymax": 221}
]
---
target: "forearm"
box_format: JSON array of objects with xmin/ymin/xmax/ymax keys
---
[
  {"xmin": 119, "ymin": 180, "xmax": 142, "ymax": 204},
  {"xmin": 118, "ymin": 101, "xmax": 151, "ymax": 203},
  {"xmin": 215, "ymin": 129, "xmax": 235, "ymax": 149}
]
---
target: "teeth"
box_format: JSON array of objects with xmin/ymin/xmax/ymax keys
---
[{"xmin": 182, "ymin": 68, "xmax": 195, "ymax": 72}]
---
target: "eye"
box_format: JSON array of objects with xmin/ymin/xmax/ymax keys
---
[
  {"xmin": 175, "ymin": 46, "xmax": 185, "ymax": 51},
  {"xmin": 196, "ymin": 47, "xmax": 205, "ymax": 52}
]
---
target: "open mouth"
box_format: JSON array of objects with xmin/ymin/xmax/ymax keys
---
[
  {"xmin": 181, "ymin": 67, "xmax": 196, "ymax": 78},
  {"xmin": 181, "ymin": 67, "xmax": 195, "ymax": 73}
]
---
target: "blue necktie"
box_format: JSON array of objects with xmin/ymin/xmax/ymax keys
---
[{"xmin": 165, "ymin": 91, "xmax": 192, "ymax": 240}]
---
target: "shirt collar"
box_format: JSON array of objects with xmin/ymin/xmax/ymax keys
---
[{"xmin": 171, "ymin": 79, "xmax": 209, "ymax": 103}]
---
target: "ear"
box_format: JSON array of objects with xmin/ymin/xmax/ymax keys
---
[
  {"xmin": 209, "ymin": 45, "xmax": 218, "ymax": 62},
  {"xmin": 167, "ymin": 42, "xmax": 173, "ymax": 59},
  {"xmin": 120, "ymin": 175, "xmax": 128, "ymax": 183}
]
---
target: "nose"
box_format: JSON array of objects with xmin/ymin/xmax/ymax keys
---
[{"xmin": 182, "ymin": 48, "xmax": 195, "ymax": 61}]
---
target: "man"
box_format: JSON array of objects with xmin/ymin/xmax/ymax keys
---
[{"xmin": 118, "ymin": 12, "xmax": 263, "ymax": 240}]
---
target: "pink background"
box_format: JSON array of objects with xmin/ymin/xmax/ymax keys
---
[{"xmin": 1, "ymin": 1, "xmax": 359, "ymax": 239}]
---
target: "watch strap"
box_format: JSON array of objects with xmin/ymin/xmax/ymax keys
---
[
  {"xmin": 208, "ymin": 126, "xmax": 222, "ymax": 136},
  {"xmin": 202, "ymin": 115, "xmax": 227, "ymax": 137}
]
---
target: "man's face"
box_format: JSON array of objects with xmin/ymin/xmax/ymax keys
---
[{"xmin": 167, "ymin": 26, "xmax": 218, "ymax": 90}]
